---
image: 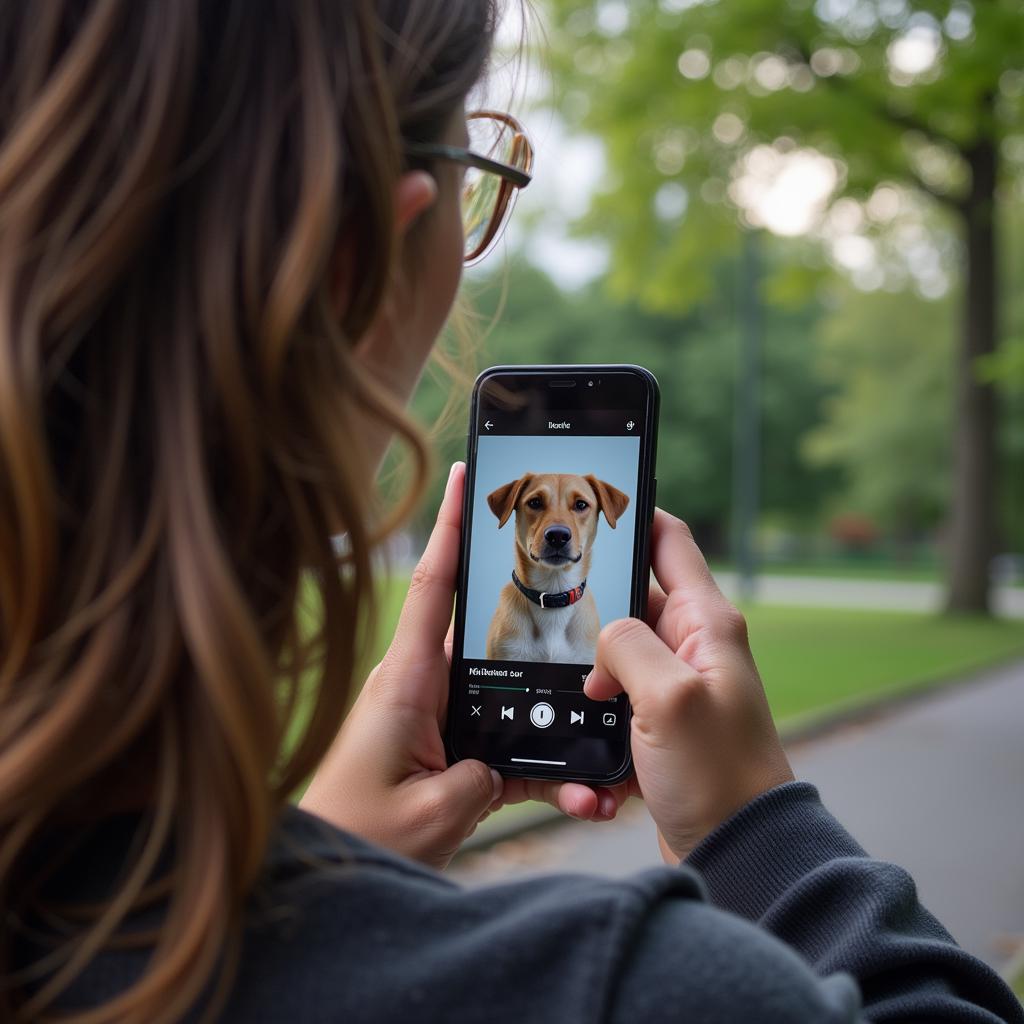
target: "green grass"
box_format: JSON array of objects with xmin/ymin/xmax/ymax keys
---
[{"xmin": 743, "ymin": 605, "xmax": 1024, "ymax": 725}]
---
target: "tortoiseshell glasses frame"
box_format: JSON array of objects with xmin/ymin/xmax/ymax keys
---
[{"xmin": 405, "ymin": 110, "xmax": 534, "ymax": 265}]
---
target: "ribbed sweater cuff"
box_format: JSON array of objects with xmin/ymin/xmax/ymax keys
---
[{"xmin": 684, "ymin": 781, "xmax": 867, "ymax": 922}]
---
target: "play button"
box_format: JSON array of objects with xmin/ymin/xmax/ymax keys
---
[
  {"xmin": 570, "ymin": 710, "xmax": 584, "ymax": 725},
  {"xmin": 530, "ymin": 702, "xmax": 555, "ymax": 728}
]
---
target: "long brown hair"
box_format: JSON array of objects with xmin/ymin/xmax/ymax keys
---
[{"xmin": 0, "ymin": 1, "xmax": 498, "ymax": 1019}]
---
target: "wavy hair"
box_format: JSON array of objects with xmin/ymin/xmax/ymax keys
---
[{"xmin": 0, "ymin": 0, "xmax": 497, "ymax": 1019}]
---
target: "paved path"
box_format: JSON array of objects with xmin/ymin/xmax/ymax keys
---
[
  {"xmin": 714, "ymin": 573, "xmax": 1024, "ymax": 618},
  {"xmin": 452, "ymin": 660, "xmax": 1024, "ymax": 971}
]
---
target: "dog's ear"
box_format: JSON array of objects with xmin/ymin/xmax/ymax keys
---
[
  {"xmin": 487, "ymin": 475, "xmax": 533, "ymax": 528},
  {"xmin": 584, "ymin": 476, "xmax": 630, "ymax": 529}
]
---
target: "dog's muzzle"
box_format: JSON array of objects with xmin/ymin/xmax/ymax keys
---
[{"xmin": 534, "ymin": 524, "xmax": 582, "ymax": 565}]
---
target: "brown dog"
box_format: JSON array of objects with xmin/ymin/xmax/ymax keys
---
[{"xmin": 484, "ymin": 473, "xmax": 630, "ymax": 663}]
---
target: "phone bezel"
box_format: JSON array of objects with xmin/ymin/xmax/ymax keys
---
[{"xmin": 445, "ymin": 364, "xmax": 660, "ymax": 785}]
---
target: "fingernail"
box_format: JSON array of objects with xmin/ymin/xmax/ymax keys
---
[
  {"xmin": 448, "ymin": 461, "xmax": 465, "ymax": 487},
  {"xmin": 490, "ymin": 769, "xmax": 503, "ymax": 802}
]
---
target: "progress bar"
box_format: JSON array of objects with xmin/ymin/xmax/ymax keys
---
[{"xmin": 510, "ymin": 757, "xmax": 567, "ymax": 766}]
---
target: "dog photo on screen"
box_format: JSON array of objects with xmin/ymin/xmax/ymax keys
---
[{"xmin": 484, "ymin": 472, "xmax": 629, "ymax": 664}]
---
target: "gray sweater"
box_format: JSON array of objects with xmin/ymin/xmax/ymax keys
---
[{"xmin": 34, "ymin": 783, "xmax": 1024, "ymax": 1021}]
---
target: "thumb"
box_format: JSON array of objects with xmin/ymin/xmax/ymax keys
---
[
  {"xmin": 386, "ymin": 462, "xmax": 464, "ymax": 668},
  {"xmin": 585, "ymin": 617, "xmax": 704, "ymax": 722},
  {"xmin": 416, "ymin": 759, "xmax": 503, "ymax": 853}
]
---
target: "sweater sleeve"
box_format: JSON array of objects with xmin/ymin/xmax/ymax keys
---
[
  {"xmin": 684, "ymin": 781, "xmax": 1024, "ymax": 1023},
  {"xmin": 605, "ymin": 885, "xmax": 866, "ymax": 1024}
]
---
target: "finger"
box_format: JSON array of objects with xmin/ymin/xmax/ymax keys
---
[
  {"xmin": 650, "ymin": 508, "xmax": 723, "ymax": 600},
  {"xmin": 586, "ymin": 616, "xmax": 704, "ymax": 723},
  {"xmin": 444, "ymin": 619, "xmax": 454, "ymax": 666},
  {"xmin": 591, "ymin": 785, "xmax": 629, "ymax": 820},
  {"xmin": 386, "ymin": 463, "xmax": 465, "ymax": 666},
  {"xmin": 501, "ymin": 778, "xmax": 600, "ymax": 820},
  {"xmin": 645, "ymin": 575, "xmax": 668, "ymax": 629},
  {"xmin": 502, "ymin": 778, "xmax": 633, "ymax": 822},
  {"xmin": 550, "ymin": 781, "xmax": 601, "ymax": 819},
  {"xmin": 416, "ymin": 758, "xmax": 502, "ymax": 848},
  {"xmin": 583, "ymin": 662, "xmax": 623, "ymax": 702},
  {"xmin": 648, "ymin": 510, "xmax": 742, "ymax": 654}
]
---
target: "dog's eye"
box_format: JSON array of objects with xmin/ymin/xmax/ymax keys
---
[
  {"xmin": 574, "ymin": 500, "xmax": 589, "ymax": 512},
  {"xmin": 526, "ymin": 497, "xmax": 543, "ymax": 510}
]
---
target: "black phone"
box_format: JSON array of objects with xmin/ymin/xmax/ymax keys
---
[{"xmin": 446, "ymin": 364, "xmax": 660, "ymax": 785}]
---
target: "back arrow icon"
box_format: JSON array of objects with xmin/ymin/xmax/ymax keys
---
[{"xmin": 484, "ymin": 420, "xmax": 494, "ymax": 430}]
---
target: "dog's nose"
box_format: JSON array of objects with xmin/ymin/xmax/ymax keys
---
[{"xmin": 544, "ymin": 525, "xmax": 572, "ymax": 549}]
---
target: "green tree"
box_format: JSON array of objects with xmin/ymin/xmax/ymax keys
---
[
  {"xmin": 803, "ymin": 285, "xmax": 952, "ymax": 535},
  {"xmin": 543, "ymin": 0, "xmax": 1024, "ymax": 612}
]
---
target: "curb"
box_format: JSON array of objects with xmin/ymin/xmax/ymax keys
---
[{"xmin": 460, "ymin": 654, "xmax": 1024, "ymax": 854}]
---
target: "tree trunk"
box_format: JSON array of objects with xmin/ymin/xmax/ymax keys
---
[{"xmin": 945, "ymin": 134, "xmax": 999, "ymax": 614}]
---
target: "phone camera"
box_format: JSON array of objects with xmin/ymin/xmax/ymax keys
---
[{"xmin": 588, "ymin": 380, "xmax": 594, "ymax": 387}]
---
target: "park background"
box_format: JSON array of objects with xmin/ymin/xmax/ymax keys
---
[{"xmin": 362, "ymin": 0, "xmax": 1024, "ymax": 994}]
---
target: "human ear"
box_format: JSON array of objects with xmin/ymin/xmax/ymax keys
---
[
  {"xmin": 394, "ymin": 170, "xmax": 438, "ymax": 235},
  {"xmin": 330, "ymin": 170, "xmax": 438, "ymax": 317}
]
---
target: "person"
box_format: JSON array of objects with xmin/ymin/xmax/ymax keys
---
[{"xmin": 0, "ymin": 1, "xmax": 1020, "ymax": 1021}]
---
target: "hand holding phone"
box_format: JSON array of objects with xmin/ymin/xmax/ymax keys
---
[{"xmin": 585, "ymin": 509, "xmax": 795, "ymax": 861}]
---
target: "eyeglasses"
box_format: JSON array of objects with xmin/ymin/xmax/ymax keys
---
[{"xmin": 405, "ymin": 110, "xmax": 533, "ymax": 265}]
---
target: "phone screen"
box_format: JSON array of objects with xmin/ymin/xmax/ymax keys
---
[{"xmin": 448, "ymin": 366, "xmax": 658, "ymax": 783}]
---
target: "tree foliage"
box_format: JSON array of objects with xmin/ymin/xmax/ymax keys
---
[
  {"xmin": 803, "ymin": 285, "xmax": 952, "ymax": 532},
  {"xmin": 541, "ymin": 0, "xmax": 1024, "ymax": 305}
]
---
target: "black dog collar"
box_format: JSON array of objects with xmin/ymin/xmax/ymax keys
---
[{"xmin": 511, "ymin": 570, "xmax": 587, "ymax": 609}]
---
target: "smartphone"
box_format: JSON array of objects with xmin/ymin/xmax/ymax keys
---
[{"xmin": 446, "ymin": 364, "xmax": 660, "ymax": 785}]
